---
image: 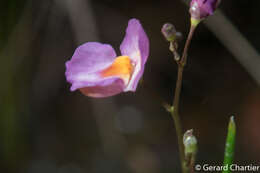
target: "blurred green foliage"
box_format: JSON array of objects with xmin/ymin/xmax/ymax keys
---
[
  {"xmin": 0, "ymin": 0, "xmax": 27, "ymax": 48},
  {"xmin": 0, "ymin": 0, "xmax": 28, "ymax": 171}
]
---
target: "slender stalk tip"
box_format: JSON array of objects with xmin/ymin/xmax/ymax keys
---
[
  {"xmin": 228, "ymin": 116, "xmax": 236, "ymax": 132},
  {"xmin": 230, "ymin": 116, "xmax": 234, "ymax": 123},
  {"xmin": 223, "ymin": 115, "xmax": 236, "ymax": 173}
]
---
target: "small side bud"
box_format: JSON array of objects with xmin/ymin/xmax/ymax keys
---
[
  {"xmin": 163, "ymin": 103, "xmax": 174, "ymax": 113},
  {"xmin": 161, "ymin": 23, "xmax": 182, "ymax": 61},
  {"xmin": 183, "ymin": 129, "xmax": 198, "ymax": 156},
  {"xmin": 161, "ymin": 23, "xmax": 177, "ymax": 42}
]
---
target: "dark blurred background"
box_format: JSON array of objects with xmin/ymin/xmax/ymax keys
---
[{"xmin": 0, "ymin": 0, "xmax": 260, "ymax": 172}]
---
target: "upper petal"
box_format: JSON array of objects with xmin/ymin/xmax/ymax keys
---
[
  {"xmin": 120, "ymin": 18, "xmax": 149, "ymax": 91},
  {"xmin": 65, "ymin": 42, "xmax": 117, "ymax": 91}
]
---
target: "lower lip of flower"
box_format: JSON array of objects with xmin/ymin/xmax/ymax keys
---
[{"xmin": 100, "ymin": 55, "xmax": 134, "ymax": 85}]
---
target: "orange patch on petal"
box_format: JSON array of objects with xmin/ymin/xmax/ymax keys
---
[{"xmin": 101, "ymin": 56, "xmax": 133, "ymax": 83}]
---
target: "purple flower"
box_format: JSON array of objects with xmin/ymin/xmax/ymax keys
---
[
  {"xmin": 189, "ymin": 0, "xmax": 221, "ymax": 20},
  {"xmin": 65, "ymin": 19, "xmax": 149, "ymax": 98}
]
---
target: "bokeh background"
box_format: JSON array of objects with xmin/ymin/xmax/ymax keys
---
[{"xmin": 1, "ymin": 0, "xmax": 260, "ymax": 172}]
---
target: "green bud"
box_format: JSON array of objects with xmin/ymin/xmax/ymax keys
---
[{"xmin": 183, "ymin": 129, "xmax": 198, "ymax": 156}]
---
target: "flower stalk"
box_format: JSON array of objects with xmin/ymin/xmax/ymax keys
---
[
  {"xmin": 164, "ymin": 1, "xmax": 221, "ymax": 172},
  {"xmin": 169, "ymin": 22, "xmax": 198, "ymax": 173},
  {"xmin": 162, "ymin": 20, "xmax": 198, "ymax": 172}
]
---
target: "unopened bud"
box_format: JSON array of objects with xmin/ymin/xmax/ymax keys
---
[
  {"xmin": 183, "ymin": 129, "xmax": 198, "ymax": 156},
  {"xmin": 189, "ymin": 0, "xmax": 221, "ymax": 24},
  {"xmin": 161, "ymin": 23, "xmax": 177, "ymax": 42}
]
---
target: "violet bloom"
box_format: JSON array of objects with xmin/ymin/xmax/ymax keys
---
[
  {"xmin": 189, "ymin": 0, "xmax": 221, "ymax": 20},
  {"xmin": 65, "ymin": 19, "xmax": 149, "ymax": 98}
]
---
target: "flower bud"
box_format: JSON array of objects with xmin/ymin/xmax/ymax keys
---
[
  {"xmin": 183, "ymin": 129, "xmax": 198, "ymax": 156},
  {"xmin": 189, "ymin": 0, "xmax": 221, "ymax": 21},
  {"xmin": 161, "ymin": 23, "xmax": 177, "ymax": 42}
]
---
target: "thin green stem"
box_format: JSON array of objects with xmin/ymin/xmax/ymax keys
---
[{"xmin": 171, "ymin": 23, "xmax": 197, "ymax": 173}]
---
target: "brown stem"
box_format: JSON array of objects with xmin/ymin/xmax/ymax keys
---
[
  {"xmin": 189, "ymin": 156, "xmax": 195, "ymax": 173},
  {"xmin": 171, "ymin": 24, "xmax": 197, "ymax": 173},
  {"xmin": 180, "ymin": 25, "xmax": 197, "ymax": 67},
  {"xmin": 171, "ymin": 67, "xmax": 186, "ymax": 172}
]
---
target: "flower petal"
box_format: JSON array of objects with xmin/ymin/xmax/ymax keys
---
[
  {"xmin": 65, "ymin": 42, "xmax": 117, "ymax": 91},
  {"xmin": 79, "ymin": 77, "xmax": 125, "ymax": 98},
  {"xmin": 120, "ymin": 18, "xmax": 149, "ymax": 92}
]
